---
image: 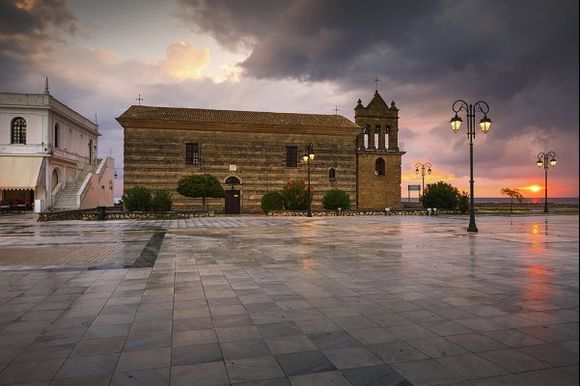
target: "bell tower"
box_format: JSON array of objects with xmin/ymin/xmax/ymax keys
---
[{"xmin": 355, "ymin": 91, "xmax": 405, "ymax": 209}]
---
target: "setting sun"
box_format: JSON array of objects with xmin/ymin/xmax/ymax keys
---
[{"xmin": 526, "ymin": 185, "xmax": 542, "ymax": 193}]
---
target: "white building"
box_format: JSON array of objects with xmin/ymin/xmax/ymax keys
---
[{"xmin": 0, "ymin": 81, "xmax": 114, "ymax": 212}]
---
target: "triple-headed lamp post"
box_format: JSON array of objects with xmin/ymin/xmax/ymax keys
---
[
  {"xmin": 536, "ymin": 151, "xmax": 557, "ymax": 213},
  {"xmin": 415, "ymin": 162, "xmax": 432, "ymax": 197},
  {"xmin": 450, "ymin": 100, "xmax": 492, "ymax": 233},
  {"xmin": 303, "ymin": 144, "xmax": 315, "ymax": 217}
]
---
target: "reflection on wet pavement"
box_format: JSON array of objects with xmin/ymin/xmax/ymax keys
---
[{"xmin": 0, "ymin": 214, "xmax": 577, "ymax": 385}]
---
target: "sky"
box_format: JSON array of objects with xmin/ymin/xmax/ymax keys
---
[{"xmin": 1, "ymin": 0, "xmax": 578, "ymax": 198}]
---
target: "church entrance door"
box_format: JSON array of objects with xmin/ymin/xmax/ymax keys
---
[{"xmin": 225, "ymin": 190, "xmax": 241, "ymax": 214}]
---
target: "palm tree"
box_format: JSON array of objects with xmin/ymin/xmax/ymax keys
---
[{"xmin": 500, "ymin": 188, "xmax": 524, "ymax": 214}]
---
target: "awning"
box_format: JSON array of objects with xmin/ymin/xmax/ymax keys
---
[{"xmin": 0, "ymin": 156, "xmax": 44, "ymax": 190}]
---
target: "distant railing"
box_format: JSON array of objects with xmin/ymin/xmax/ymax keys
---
[{"xmin": 52, "ymin": 148, "xmax": 90, "ymax": 164}]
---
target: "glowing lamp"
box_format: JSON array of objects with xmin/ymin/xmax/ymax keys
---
[
  {"xmin": 450, "ymin": 114, "xmax": 462, "ymax": 133},
  {"xmin": 479, "ymin": 115, "xmax": 492, "ymax": 134},
  {"xmin": 536, "ymin": 160, "xmax": 543, "ymax": 168},
  {"xmin": 303, "ymin": 155, "xmax": 309, "ymax": 163},
  {"xmin": 550, "ymin": 158, "xmax": 556, "ymax": 166}
]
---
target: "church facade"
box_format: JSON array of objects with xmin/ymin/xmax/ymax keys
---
[{"xmin": 117, "ymin": 91, "xmax": 404, "ymax": 213}]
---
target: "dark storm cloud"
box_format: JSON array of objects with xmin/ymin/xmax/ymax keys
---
[
  {"xmin": 0, "ymin": 0, "xmax": 76, "ymax": 88},
  {"xmin": 178, "ymin": 0, "xmax": 579, "ymax": 136},
  {"xmin": 0, "ymin": 0, "xmax": 76, "ymax": 35}
]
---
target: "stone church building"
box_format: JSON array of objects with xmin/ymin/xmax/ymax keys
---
[{"xmin": 117, "ymin": 91, "xmax": 404, "ymax": 213}]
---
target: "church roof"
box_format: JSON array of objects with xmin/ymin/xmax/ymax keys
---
[{"xmin": 118, "ymin": 105, "xmax": 359, "ymax": 129}]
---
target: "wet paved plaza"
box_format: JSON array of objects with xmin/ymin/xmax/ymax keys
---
[{"xmin": 0, "ymin": 214, "xmax": 578, "ymax": 385}]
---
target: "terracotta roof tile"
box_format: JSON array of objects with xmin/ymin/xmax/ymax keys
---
[{"xmin": 118, "ymin": 105, "xmax": 358, "ymax": 129}]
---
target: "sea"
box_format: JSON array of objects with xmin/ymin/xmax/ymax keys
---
[{"xmin": 404, "ymin": 197, "xmax": 579, "ymax": 204}]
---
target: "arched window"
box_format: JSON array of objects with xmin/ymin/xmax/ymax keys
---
[
  {"xmin": 374, "ymin": 125, "xmax": 380, "ymax": 149},
  {"xmin": 328, "ymin": 168, "xmax": 336, "ymax": 181},
  {"xmin": 54, "ymin": 123, "xmax": 60, "ymax": 148},
  {"xmin": 11, "ymin": 117, "xmax": 27, "ymax": 144},
  {"xmin": 363, "ymin": 125, "xmax": 370, "ymax": 149},
  {"xmin": 375, "ymin": 158, "xmax": 385, "ymax": 176}
]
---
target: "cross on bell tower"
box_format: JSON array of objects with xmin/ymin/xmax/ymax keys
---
[
  {"xmin": 374, "ymin": 76, "xmax": 381, "ymax": 92},
  {"xmin": 136, "ymin": 93, "xmax": 143, "ymax": 105}
]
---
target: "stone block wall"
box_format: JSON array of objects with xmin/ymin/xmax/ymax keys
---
[
  {"xmin": 124, "ymin": 127, "xmax": 357, "ymax": 212},
  {"xmin": 356, "ymin": 152, "xmax": 402, "ymax": 209}
]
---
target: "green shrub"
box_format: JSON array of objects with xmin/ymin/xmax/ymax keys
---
[
  {"xmin": 261, "ymin": 190, "xmax": 284, "ymax": 213},
  {"xmin": 323, "ymin": 189, "xmax": 350, "ymax": 210},
  {"xmin": 282, "ymin": 179, "xmax": 309, "ymax": 210},
  {"xmin": 122, "ymin": 185, "xmax": 152, "ymax": 211},
  {"xmin": 151, "ymin": 190, "xmax": 173, "ymax": 211},
  {"xmin": 421, "ymin": 181, "xmax": 459, "ymax": 210}
]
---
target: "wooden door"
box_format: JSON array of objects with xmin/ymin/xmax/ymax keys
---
[{"xmin": 225, "ymin": 190, "xmax": 241, "ymax": 214}]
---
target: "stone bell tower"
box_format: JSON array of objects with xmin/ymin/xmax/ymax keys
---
[{"xmin": 355, "ymin": 91, "xmax": 405, "ymax": 209}]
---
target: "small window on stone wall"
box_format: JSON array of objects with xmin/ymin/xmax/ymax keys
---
[
  {"xmin": 328, "ymin": 168, "xmax": 336, "ymax": 181},
  {"xmin": 186, "ymin": 143, "xmax": 200, "ymax": 165},
  {"xmin": 375, "ymin": 158, "xmax": 385, "ymax": 176},
  {"xmin": 285, "ymin": 145, "xmax": 298, "ymax": 167}
]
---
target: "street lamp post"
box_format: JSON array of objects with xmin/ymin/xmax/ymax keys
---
[
  {"xmin": 536, "ymin": 151, "xmax": 557, "ymax": 213},
  {"xmin": 450, "ymin": 100, "xmax": 492, "ymax": 233},
  {"xmin": 415, "ymin": 162, "xmax": 432, "ymax": 197},
  {"xmin": 303, "ymin": 144, "xmax": 315, "ymax": 217}
]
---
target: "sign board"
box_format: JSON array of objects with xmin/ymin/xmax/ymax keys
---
[
  {"xmin": 408, "ymin": 184, "xmax": 421, "ymax": 191},
  {"xmin": 229, "ymin": 164, "xmax": 237, "ymax": 172}
]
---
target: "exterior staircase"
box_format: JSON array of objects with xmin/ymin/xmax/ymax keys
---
[{"xmin": 52, "ymin": 163, "xmax": 97, "ymax": 211}]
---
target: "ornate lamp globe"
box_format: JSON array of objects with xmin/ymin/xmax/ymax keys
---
[
  {"xmin": 450, "ymin": 114, "xmax": 462, "ymax": 133},
  {"xmin": 550, "ymin": 158, "xmax": 557, "ymax": 166},
  {"xmin": 479, "ymin": 115, "xmax": 492, "ymax": 134},
  {"xmin": 536, "ymin": 160, "xmax": 543, "ymax": 168}
]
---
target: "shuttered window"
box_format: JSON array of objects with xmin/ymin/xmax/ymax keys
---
[
  {"xmin": 185, "ymin": 143, "xmax": 200, "ymax": 165},
  {"xmin": 285, "ymin": 145, "xmax": 298, "ymax": 167}
]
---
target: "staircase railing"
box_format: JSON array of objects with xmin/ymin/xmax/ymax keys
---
[
  {"xmin": 76, "ymin": 173, "xmax": 92, "ymax": 208},
  {"xmin": 50, "ymin": 182, "xmax": 62, "ymax": 208}
]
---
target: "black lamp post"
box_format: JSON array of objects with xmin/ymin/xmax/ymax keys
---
[
  {"xmin": 450, "ymin": 100, "xmax": 492, "ymax": 233},
  {"xmin": 536, "ymin": 151, "xmax": 556, "ymax": 213},
  {"xmin": 415, "ymin": 162, "xmax": 432, "ymax": 197},
  {"xmin": 303, "ymin": 144, "xmax": 315, "ymax": 217}
]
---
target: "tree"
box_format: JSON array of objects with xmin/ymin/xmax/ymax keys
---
[
  {"xmin": 457, "ymin": 190, "xmax": 470, "ymax": 213},
  {"xmin": 323, "ymin": 189, "xmax": 351, "ymax": 210},
  {"xmin": 282, "ymin": 179, "xmax": 310, "ymax": 210},
  {"xmin": 261, "ymin": 190, "xmax": 285, "ymax": 213},
  {"xmin": 421, "ymin": 181, "xmax": 459, "ymax": 210},
  {"xmin": 177, "ymin": 174, "xmax": 225, "ymax": 209},
  {"xmin": 500, "ymin": 187, "xmax": 524, "ymax": 214}
]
